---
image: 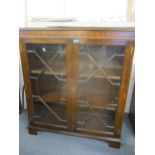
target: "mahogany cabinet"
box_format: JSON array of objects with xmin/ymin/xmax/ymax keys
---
[{"xmin": 19, "ymin": 27, "xmax": 134, "ymax": 148}]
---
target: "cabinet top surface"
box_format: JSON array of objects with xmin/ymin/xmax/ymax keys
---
[{"xmin": 20, "ymin": 22, "xmax": 135, "ymax": 31}]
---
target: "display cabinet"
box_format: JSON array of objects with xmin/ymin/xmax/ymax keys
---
[{"xmin": 19, "ymin": 27, "xmax": 134, "ymax": 148}]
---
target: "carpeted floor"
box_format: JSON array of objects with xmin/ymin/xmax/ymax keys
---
[{"xmin": 19, "ymin": 111, "xmax": 135, "ymax": 155}]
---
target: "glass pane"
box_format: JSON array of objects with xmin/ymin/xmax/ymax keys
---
[
  {"xmin": 77, "ymin": 45, "xmax": 125, "ymax": 133},
  {"xmin": 26, "ymin": 43, "xmax": 67, "ymax": 127}
]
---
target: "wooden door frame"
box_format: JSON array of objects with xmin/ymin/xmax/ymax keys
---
[
  {"xmin": 114, "ymin": 41, "xmax": 134, "ymax": 137},
  {"xmin": 19, "ymin": 38, "xmax": 73, "ymax": 131},
  {"xmin": 71, "ymin": 39, "xmax": 134, "ymax": 136},
  {"xmin": 20, "ymin": 39, "xmax": 34, "ymax": 124}
]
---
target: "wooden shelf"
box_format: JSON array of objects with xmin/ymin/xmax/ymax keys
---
[
  {"xmin": 32, "ymin": 90, "xmax": 117, "ymax": 111},
  {"xmin": 30, "ymin": 67, "xmax": 121, "ymax": 81}
]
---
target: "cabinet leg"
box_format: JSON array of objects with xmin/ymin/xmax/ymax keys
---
[
  {"xmin": 28, "ymin": 127, "xmax": 38, "ymax": 135},
  {"xmin": 109, "ymin": 141, "xmax": 121, "ymax": 148}
]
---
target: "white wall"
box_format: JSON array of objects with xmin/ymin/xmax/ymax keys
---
[
  {"xmin": 19, "ymin": 0, "xmax": 26, "ymax": 27},
  {"xmin": 19, "ymin": 60, "xmax": 27, "ymax": 109},
  {"xmin": 26, "ymin": 0, "xmax": 128, "ymax": 25},
  {"xmin": 125, "ymin": 62, "xmax": 135, "ymax": 112},
  {"xmin": 65, "ymin": 0, "xmax": 128, "ymax": 22}
]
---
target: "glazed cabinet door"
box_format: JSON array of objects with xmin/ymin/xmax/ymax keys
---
[
  {"xmin": 72, "ymin": 39, "xmax": 134, "ymax": 135},
  {"xmin": 20, "ymin": 39, "xmax": 72, "ymax": 130}
]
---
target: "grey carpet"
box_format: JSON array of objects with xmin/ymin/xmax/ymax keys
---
[{"xmin": 19, "ymin": 111, "xmax": 135, "ymax": 155}]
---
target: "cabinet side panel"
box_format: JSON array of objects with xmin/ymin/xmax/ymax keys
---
[
  {"xmin": 19, "ymin": 40, "xmax": 34, "ymax": 123},
  {"xmin": 114, "ymin": 42, "xmax": 134, "ymax": 136}
]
